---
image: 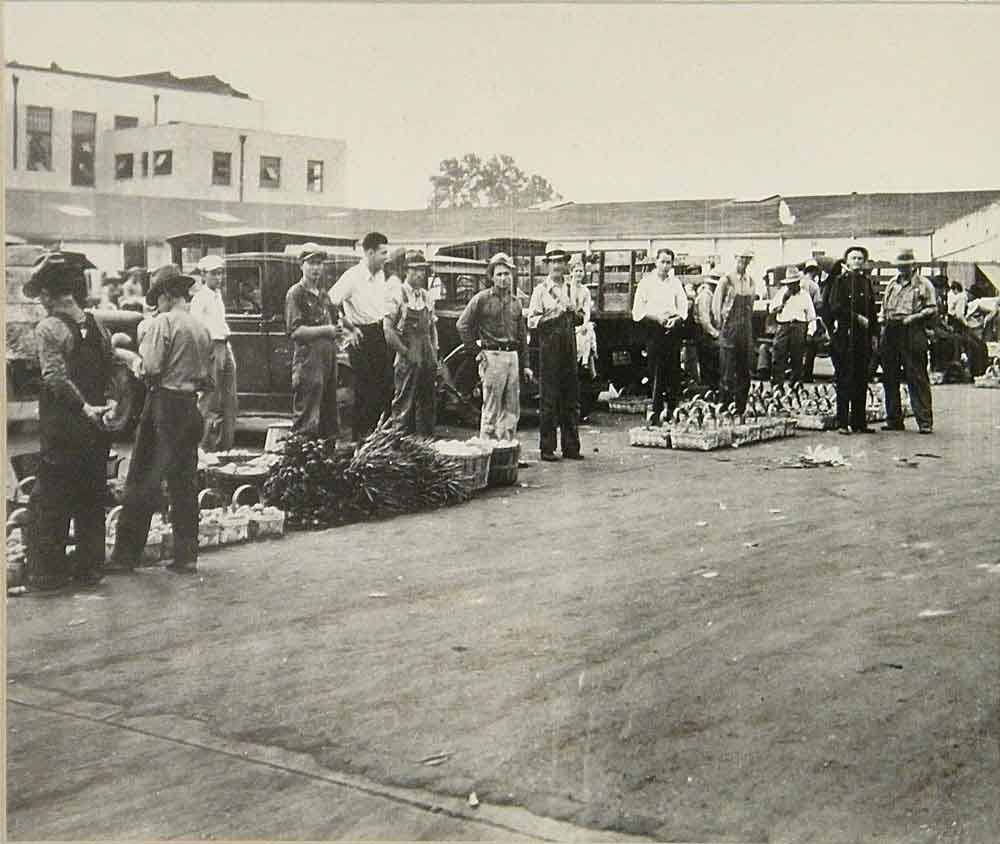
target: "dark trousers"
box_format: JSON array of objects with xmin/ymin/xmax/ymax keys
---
[
  {"xmin": 802, "ymin": 328, "xmax": 824, "ymax": 381},
  {"xmin": 391, "ymin": 360, "xmax": 437, "ymax": 436},
  {"xmin": 833, "ymin": 335, "xmax": 871, "ymax": 431},
  {"xmin": 720, "ymin": 345, "xmax": 752, "ymax": 414},
  {"xmin": 771, "ymin": 322, "xmax": 807, "ymax": 386},
  {"xmin": 538, "ymin": 321, "xmax": 580, "ymax": 456},
  {"xmin": 881, "ymin": 322, "xmax": 933, "ymax": 430},
  {"xmin": 349, "ymin": 323, "xmax": 392, "ymax": 442},
  {"xmin": 113, "ymin": 389, "xmax": 202, "ymax": 567},
  {"xmin": 26, "ymin": 446, "xmax": 109, "ymax": 588},
  {"xmin": 645, "ymin": 326, "xmax": 683, "ymax": 423},
  {"xmin": 696, "ymin": 335, "xmax": 720, "ymax": 390}
]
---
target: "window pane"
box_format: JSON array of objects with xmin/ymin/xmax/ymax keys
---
[
  {"xmin": 141, "ymin": 151, "xmax": 149, "ymax": 177},
  {"xmin": 224, "ymin": 265, "xmax": 263, "ymax": 314},
  {"xmin": 26, "ymin": 106, "xmax": 52, "ymax": 132},
  {"xmin": 71, "ymin": 111, "xmax": 96, "ymax": 136},
  {"xmin": 212, "ymin": 151, "xmax": 232, "ymax": 186},
  {"xmin": 307, "ymin": 160, "xmax": 323, "ymax": 193},
  {"xmin": 114, "ymin": 115, "xmax": 139, "ymax": 130},
  {"xmin": 26, "ymin": 106, "xmax": 53, "ymax": 171},
  {"xmin": 71, "ymin": 111, "xmax": 96, "ymax": 186},
  {"xmin": 115, "ymin": 153, "xmax": 134, "ymax": 179},
  {"xmin": 153, "ymin": 150, "xmax": 172, "ymax": 175},
  {"xmin": 260, "ymin": 156, "xmax": 281, "ymax": 188}
]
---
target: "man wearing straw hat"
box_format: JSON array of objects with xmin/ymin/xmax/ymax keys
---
[
  {"xmin": 693, "ymin": 266, "xmax": 722, "ymax": 389},
  {"xmin": 456, "ymin": 252, "xmax": 530, "ymax": 441},
  {"xmin": 527, "ymin": 245, "xmax": 585, "ymax": 460},
  {"xmin": 768, "ymin": 266, "xmax": 817, "ymax": 387},
  {"xmin": 879, "ymin": 248, "xmax": 937, "ymax": 433}
]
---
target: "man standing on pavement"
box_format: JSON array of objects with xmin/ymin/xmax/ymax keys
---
[
  {"xmin": 828, "ymin": 245, "xmax": 879, "ymax": 435},
  {"xmin": 190, "ymin": 254, "xmax": 237, "ymax": 451},
  {"xmin": 330, "ymin": 232, "xmax": 391, "ymax": 441},
  {"xmin": 880, "ymin": 248, "xmax": 937, "ymax": 434},
  {"xmin": 108, "ymin": 265, "xmax": 214, "ymax": 574},
  {"xmin": 632, "ymin": 248, "xmax": 689, "ymax": 424},
  {"xmin": 286, "ymin": 244, "xmax": 342, "ymax": 440},
  {"xmin": 22, "ymin": 251, "xmax": 115, "ymax": 592},
  {"xmin": 383, "ymin": 251, "xmax": 438, "ymax": 436},
  {"xmin": 768, "ymin": 266, "xmax": 817, "ymax": 387},
  {"xmin": 456, "ymin": 253, "xmax": 530, "ymax": 441},
  {"xmin": 712, "ymin": 249, "xmax": 757, "ymax": 414},
  {"xmin": 693, "ymin": 267, "xmax": 722, "ymax": 390},
  {"xmin": 800, "ymin": 259, "xmax": 825, "ymax": 382},
  {"xmin": 527, "ymin": 246, "xmax": 584, "ymax": 461}
]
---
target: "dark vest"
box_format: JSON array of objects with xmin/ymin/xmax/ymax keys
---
[{"xmin": 39, "ymin": 312, "xmax": 113, "ymax": 452}]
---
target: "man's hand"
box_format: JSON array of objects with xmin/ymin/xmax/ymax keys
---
[
  {"xmin": 82, "ymin": 403, "xmax": 109, "ymax": 427},
  {"xmin": 856, "ymin": 314, "xmax": 869, "ymax": 329},
  {"xmin": 522, "ymin": 367, "xmax": 535, "ymax": 384},
  {"xmin": 213, "ymin": 343, "xmax": 227, "ymax": 370}
]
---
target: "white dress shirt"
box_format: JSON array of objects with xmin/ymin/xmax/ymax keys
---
[
  {"xmin": 329, "ymin": 260, "xmax": 388, "ymax": 325},
  {"xmin": 770, "ymin": 288, "xmax": 817, "ymax": 329},
  {"xmin": 189, "ymin": 285, "xmax": 231, "ymax": 341},
  {"xmin": 631, "ymin": 271, "xmax": 689, "ymax": 323}
]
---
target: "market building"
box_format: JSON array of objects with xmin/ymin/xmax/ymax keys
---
[{"xmin": 5, "ymin": 60, "xmax": 346, "ymax": 271}]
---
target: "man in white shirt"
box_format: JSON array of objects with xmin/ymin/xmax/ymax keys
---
[
  {"xmin": 190, "ymin": 254, "xmax": 237, "ymax": 451},
  {"xmin": 768, "ymin": 266, "xmax": 817, "ymax": 387},
  {"xmin": 330, "ymin": 232, "xmax": 391, "ymax": 442},
  {"xmin": 632, "ymin": 247, "xmax": 689, "ymax": 425}
]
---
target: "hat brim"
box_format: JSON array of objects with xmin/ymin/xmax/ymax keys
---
[
  {"xmin": 146, "ymin": 275, "xmax": 196, "ymax": 307},
  {"xmin": 843, "ymin": 247, "xmax": 870, "ymax": 260},
  {"xmin": 778, "ymin": 277, "xmax": 802, "ymax": 285},
  {"xmin": 544, "ymin": 252, "xmax": 571, "ymax": 262},
  {"xmin": 300, "ymin": 251, "xmax": 328, "ymax": 263},
  {"xmin": 405, "ymin": 262, "xmax": 431, "ymax": 270},
  {"xmin": 895, "ymin": 258, "xmax": 918, "ymax": 266}
]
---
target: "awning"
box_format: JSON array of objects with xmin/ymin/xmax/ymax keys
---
[{"xmin": 976, "ymin": 262, "xmax": 1000, "ymax": 295}]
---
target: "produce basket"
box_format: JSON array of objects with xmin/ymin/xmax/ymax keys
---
[
  {"xmin": 609, "ymin": 397, "xmax": 653, "ymax": 415},
  {"xmin": 629, "ymin": 426, "xmax": 672, "ymax": 448},
  {"xmin": 150, "ymin": 514, "xmax": 174, "ymax": 561},
  {"xmin": 669, "ymin": 427, "xmax": 733, "ymax": 451},
  {"xmin": 218, "ymin": 509, "xmax": 250, "ymax": 545},
  {"xmin": 730, "ymin": 424, "xmax": 756, "ymax": 447},
  {"xmin": 106, "ymin": 505, "xmax": 161, "ymax": 565},
  {"xmin": 240, "ymin": 505, "xmax": 286, "ymax": 540},
  {"xmin": 433, "ymin": 440, "xmax": 492, "ymax": 493},
  {"xmin": 796, "ymin": 413, "xmax": 837, "ymax": 431},
  {"xmin": 485, "ymin": 440, "xmax": 521, "ymax": 486},
  {"xmin": 6, "ymin": 528, "xmax": 26, "ymax": 588}
]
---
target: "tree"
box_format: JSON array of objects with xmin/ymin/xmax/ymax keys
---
[{"xmin": 429, "ymin": 153, "xmax": 561, "ymax": 209}]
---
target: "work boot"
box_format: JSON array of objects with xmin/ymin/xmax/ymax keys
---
[{"xmin": 540, "ymin": 453, "xmax": 560, "ymax": 462}]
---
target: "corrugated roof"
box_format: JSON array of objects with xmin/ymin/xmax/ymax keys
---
[
  {"xmin": 6, "ymin": 62, "xmax": 251, "ymax": 99},
  {"xmin": 8, "ymin": 188, "xmax": 1000, "ymax": 246}
]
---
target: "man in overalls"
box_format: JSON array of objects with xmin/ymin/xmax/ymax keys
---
[
  {"xmin": 108, "ymin": 265, "xmax": 214, "ymax": 573},
  {"xmin": 383, "ymin": 251, "xmax": 438, "ymax": 436},
  {"xmin": 527, "ymin": 246, "xmax": 584, "ymax": 461},
  {"xmin": 285, "ymin": 244, "xmax": 342, "ymax": 440},
  {"xmin": 828, "ymin": 245, "xmax": 879, "ymax": 434},
  {"xmin": 23, "ymin": 251, "xmax": 115, "ymax": 592},
  {"xmin": 880, "ymin": 248, "xmax": 937, "ymax": 434},
  {"xmin": 712, "ymin": 249, "xmax": 757, "ymax": 414}
]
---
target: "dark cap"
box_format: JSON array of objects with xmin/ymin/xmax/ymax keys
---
[
  {"xmin": 23, "ymin": 251, "xmax": 96, "ymax": 298},
  {"xmin": 843, "ymin": 245, "xmax": 870, "ymax": 261},
  {"xmin": 146, "ymin": 263, "xmax": 197, "ymax": 307},
  {"xmin": 299, "ymin": 242, "xmax": 328, "ymax": 263},
  {"xmin": 404, "ymin": 250, "xmax": 431, "ymax": 270},
  {"xmin": 544, "ymin": 245, "xmax": 572, "ymax": 263}
]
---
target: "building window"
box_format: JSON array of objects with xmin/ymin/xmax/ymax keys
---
[
  {"xmin": 141, "ymin": 152, "xmax": 149, "ymax": 177},
  {"xmin": 259, "ymin": 155, "xmax": 281, "ymax": 188},
  {"xmin": 115, "ymin": 153, "xmax": 134, "ymax": 180},
  {"xmin": 153, "ymin": 150, "xmax": 172, "ymax": 176},
  {"xmin": 71, "ymin": 110, "xmax": 96, "ymax": 186},
  {"xmin": 307, "ymin": 160, "xmax": 324, "ymax": 193},
  {"xmin": 114, "ymin": 115, "xmax": 139, "ymax": 130},
  {"xmin": 212, "ymin": 151, "xmax": 232, "ymax": 186},
  {"xmin": 26, "ymin": 106, "xmax": 53, "ymax": 171}
]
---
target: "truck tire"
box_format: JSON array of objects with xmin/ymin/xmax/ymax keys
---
[
  {"xmin": 105, "ymin": 364, "xmax": 145, "ymax": 440},
  {"xmin": 440, "ymin": 345, "xmax": 483, "ymax": 428}
]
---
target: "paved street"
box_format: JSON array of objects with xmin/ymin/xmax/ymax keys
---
[{"xmin": 6, "ymin": 385, "xmax": 1000, "ymax": 843}]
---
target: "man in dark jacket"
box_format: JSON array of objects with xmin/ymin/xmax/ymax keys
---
[
  {"xmin": 23, "ymin": 251, "xmax": 115, "ymax": 592},
  {"xmin": 828, "ymin": 246, "xmax": 879, "ymax": 434}
]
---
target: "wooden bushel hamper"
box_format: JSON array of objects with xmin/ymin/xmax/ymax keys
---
[{"xmin": 487, "ymin": 441, "xmax": 521, "ymax": 485}]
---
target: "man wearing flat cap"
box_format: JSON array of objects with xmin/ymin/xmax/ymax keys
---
[
  {"xmin": 879, "ymin": 248, "xmax": 937, "ymax": 433},
  {"xmin": 383, "ymin": 251, "xmax": 439, "ymax": 435},
  {"xmin": 22, "ymin": 251, "xmax": 116, "ymax": 592},
  {"xmin": 190, "ymin": 254, "xmax": 238, "ymax": 451},
  {"xmin": 108, "ymin": 265, "xmax": 214, "ymax": 573},
  {"xmin": 457, "ymin": 252, "xmax": 531, "ymax": 441},
  {"xmin": 527, "ymin": 246, "xmax": 585, "ymax": 460},
  {"xmin": 827, "ymin": 245, "xmax": 879, "ymax": 434},
  {"xmin": 284, "ymin": 244, "xmax": 343, "ymax": 440}
]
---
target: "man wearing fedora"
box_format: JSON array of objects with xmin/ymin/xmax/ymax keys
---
[
  {"xmin": 456, "ymin": 252, "xmax": 530, "ymax": 441},
  {"xmin": 527, "ymin": 246, "xmax": 585, "ymax": 460},
  {"xmin": 880, "ymin": 248, "xmax": 937, "ymax": 433},
  {"xmin": 383, "ymin": 251, "xmax": 439, "ymax": 436},
  {"xmin": 693, "ymin": 266, "xmax": 722, "ymax": 390},
  {"xmin": 632, "ymin": 248, "xmax": 689, "ymax": 423},
  {"xmin": 827, "ymin": 245, "xmax": 879, "ymax": 434},
  {"xmin": 22, "ymin": 251, "xmax": 116, "ymax": 592},
  {"xmin": 286, "ymin": 244, "xmax": 343, "ymax": 440},
  {"xmin": 190, "ymin": 254, "xmax": 238, "ymax": 451},
  {"xmin": 768, "ymin": 266, "xmax": 817, "ymax": 387},
  {"xmin": 108, "ymin": 265, "xmax": 214, "ymax": 573}
]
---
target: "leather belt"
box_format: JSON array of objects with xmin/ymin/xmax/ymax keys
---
[{"xmin": 482, "ymin": 343, "xmax": 518, "ymax": 352}]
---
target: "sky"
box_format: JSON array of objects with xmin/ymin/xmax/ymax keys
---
[{"xmin": 4, "ymin": 2, "xmax": 1000, "ymax": 210}]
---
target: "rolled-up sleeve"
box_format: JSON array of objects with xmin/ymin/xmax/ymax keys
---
[
  {"xmin": 328, "ymin": 266, "xmax": 354, "ymax": 308},
  {"xmin": 36, "ymin": 320, "xmax": 87, "ymax": 412},
  {"xmin": 285, "ymin": 287, "xmax": 306, "ymax": 336},
  {"xmin": 526, "ymin": 285, "xmax": 545, "ymax": 330},
  {"xmin": 138, "ymin": 315, "xmax": 169, "ymax": 380},
  {"xmin": 456, "ymin": 294, "xmax": 480, "ymax": 345},
  {"xmin": 631, "ymin": 278, "xmax": 648, "ymax": 323}
]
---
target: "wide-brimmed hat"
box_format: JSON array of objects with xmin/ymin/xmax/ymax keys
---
[
  {"xmin": 146, "ymin": 264, "xmax": 197, "ymax": 307},
  {"xmin": 843, "ymin": 245, "xmax": 870, "ymax": 261},
  {"xmin": 196, "ymin": 254, "xmax": 224, "ymax": 273},
  {"xmin": 299, "ymin": 242, "xmax": 328, "ymax": 263},
  {"xmin": 704, "ymin": 266, "xmax": 723, "ymax": 282},
  {"xmin": 779, "ymin": 266, "xmax": 803, "ymax": 285},
  {"xmin": 894, "ymin": 248, "xmax": 918, "ymax": 266},
  {"xmin": 543, "ymin": 245, "xmax": 571, "ymax": 263},
  {"xmin": 23, "ymin": 251, "xmax": 95, "ymax": 298},
  {"xmin": 488, "ymin": 252, "xmax": 516, "ymax": 274},
  {"xmin": 802, "ymin": 258, "xmax": 820, "ymax": 273},
  {"xmin": 735, "ymin": 247, "xmax": 755, "ymax": 259},
  {"xmin": 404, "ymin": 250, "xmax": 430, "ymax": 270}
]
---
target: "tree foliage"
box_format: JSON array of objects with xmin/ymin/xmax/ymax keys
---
[{"xmin": 428, "ymin": 153, "xmax": 562, "ymax": 209}]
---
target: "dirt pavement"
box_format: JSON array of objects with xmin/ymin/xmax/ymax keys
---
[{"xmin": 6, "ymin": 385, "xmax": 1000, "ymax": 843}]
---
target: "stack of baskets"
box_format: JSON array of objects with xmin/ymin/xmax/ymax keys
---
[
  {"xmin": 609, "ymin": 397, "xmax": 653, "ymax": 415},
  {"xmin": 432, "ymin": 439, "xmax": 493, "ymax": 494},
  {"xmin": 628, "ymin": 426, "xmax": 672, "ymax": 449}
]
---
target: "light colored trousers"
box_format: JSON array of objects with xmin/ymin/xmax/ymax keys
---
[
  {"xmin": 478, "ymin": 350, "xmax": 520, "ymax": 440},
  {"xmin": 199, "ymin": 341, "xmax": 238, "ymax": 451}
]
